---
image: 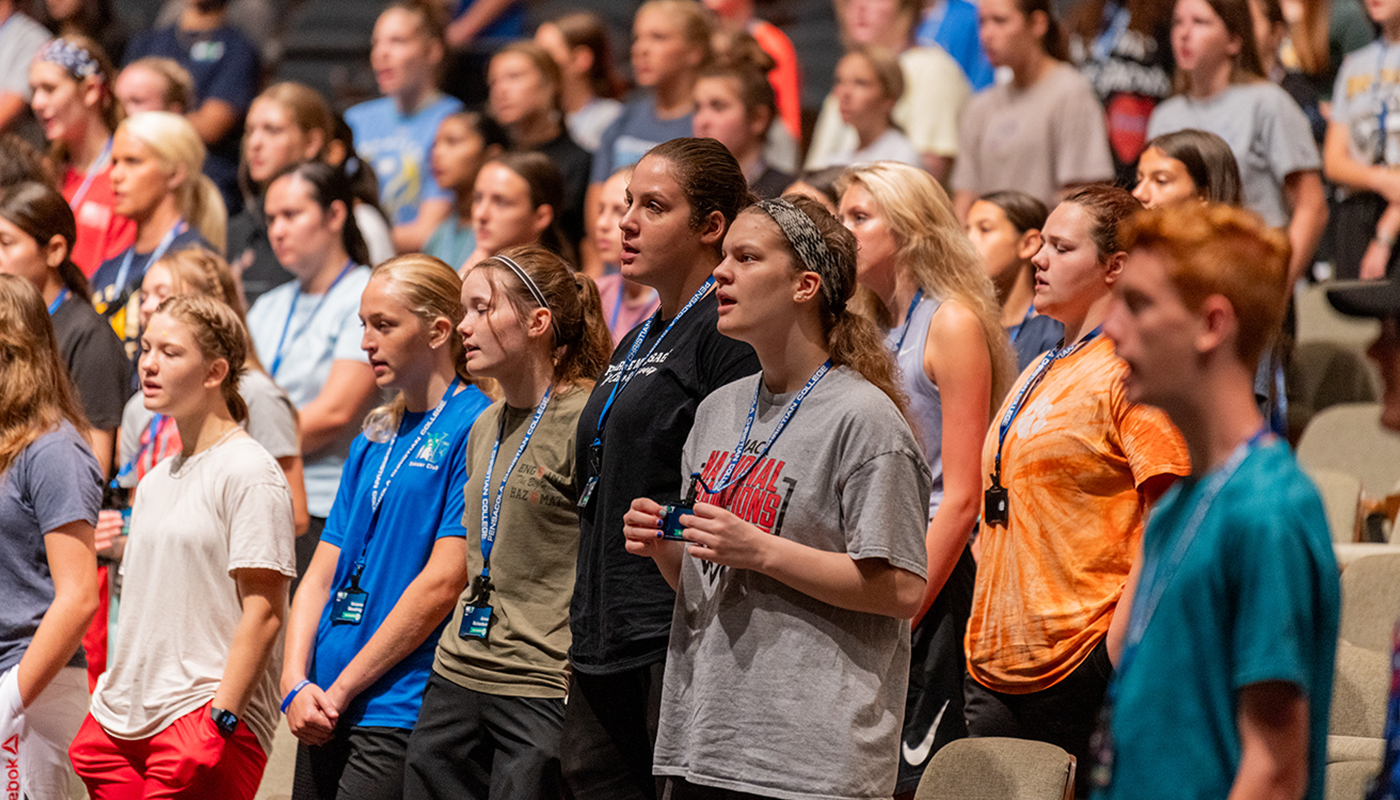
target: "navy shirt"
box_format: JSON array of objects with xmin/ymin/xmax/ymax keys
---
[{"xmin": 0, "ymin": 423, "xmax": 101, "ymax": 673}]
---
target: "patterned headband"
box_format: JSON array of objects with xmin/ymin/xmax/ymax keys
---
[
  {"xmin": 492, "ymin": 254, "xmax": 550, "ymax": 312},
  {"xmin": 37, "ymin": 39, "xmax": 101, "ymax": 82},
  {"xmin": 754, "ymin": 198, "xmax": 845, "ymax": 313}
]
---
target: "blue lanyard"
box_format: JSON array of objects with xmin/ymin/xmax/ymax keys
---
[
  {"xmin": 47, "ymin": 288, "xmax": 69, "ymax": 316},
  {"xmin": 705, "ymin": 361, "xmax": 831, "ymax": 497},
  {"xmin": 68, "ymin": 137, "xmax": 113, "ymax": 212},
  {"xmin": 113, "ymin": 220, "xmax": 184, "ymax": 299},
  {"xmin": 1091, "ymin": 1, "xmax": 1132, "ymax": 63},
  {"xmin": 609, "ymin": 283, "xmax": 626, "ymax": 331},
  {"xmin": 892, "ymin": 289, "xmax": 925, "ymax": 352},
  {"xmin": 992, "ymin": 327, "xmax": 1101, "ymax": 481},
  {"xmin": 1008, "ymin": 303, "xmax": 1035, "ymax": 343},
  {"xmin": 270, "ymin": 260, "xmax": 356, "ymax": 378},
  {"xmin": 1119, "ymin": 428, "xmax": 1269, "ymax": 677},
  {"xmin": 479, "ymin": 387, "xmax": 553, "ymax": 578},
  {"xmin": 1378, "ymin": 41, "xmax": 1392, "ymax": 165},
  {"xmin": 590, "ymin": 277, "xmax": 713, "ymax": 449}
]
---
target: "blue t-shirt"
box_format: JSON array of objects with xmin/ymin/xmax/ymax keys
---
[
  {"xmin": 310, "ymin": 384, "xmax": 491, "ymax": 728},
  {"xmin": 344, "ymin": 95, "xmax": 463, "ymax": 226},
  {"xmin": 124, "ymin": 25, "xmax": 260, "ymax": 214},
  {"xmin": 1093, "ymin": 442, "xmax": 1340, "ymax": 800},
  {"xmin": 588, "ymin": 96, "xmax": 695, "ymax": 185},
  {"xmin": 450, "ymin": 0, "xmax": 526, "ymax": 42},
  {"xmin": 0, "ymin": 422, "xmax": 101, "ymax": 673},
  {"xmin": 92, "ymin": 228, "xmax": 211, "ymax": 362},
  {"xmin": 915, "ymin": 0, "xmax": 995, "ymax": 91}
]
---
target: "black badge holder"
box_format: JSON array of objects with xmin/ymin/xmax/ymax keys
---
[
  {"xmin": 458, "ymin": 571, "xmax": 496, "ymax": 640},
  {"xmin": 657, "ymin": 473, "xmax": 701, "ymax": 541},
  {"xmin": 330, "ymin": 562, "xmax": 369, "ymax": 625}
]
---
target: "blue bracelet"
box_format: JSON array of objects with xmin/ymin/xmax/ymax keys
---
[{"xmin": 280, "ymin": 679, "xmax": 311, "ymax": 714}]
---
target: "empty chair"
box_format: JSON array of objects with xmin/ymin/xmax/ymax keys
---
[
  {"xmin": 1297, "ymin": 404, "xmax": 1400, "ymax": 497},
  {"xmin": 914, "ymin": 737, "xmax": 1074, "ymax": 800},
  {"xmin": 1305, "ymin": 467, "xmax": 1362, "ymax": 543},
  {"xmin": 1288, "ymin": 341, "xmax": 1380, "ymax": 441},
  {"xmin": 1296, "ymin": 282, "xmax": 1381, "ymax": 351}
]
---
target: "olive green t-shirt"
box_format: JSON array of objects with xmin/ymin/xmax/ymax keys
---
[{"xmin": 432, "ymin": 387, "xmax": 587, "ymax": 698}]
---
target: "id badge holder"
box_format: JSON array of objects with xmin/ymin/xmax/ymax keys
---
[
  {"xmin": 331, "ymin": 563, "xmax": 369, "ymax": 625},
  {"xmin": 578, "ymin": 441, "xmax": 602, "ymax": 508},
  {"xmin": 984, "ymin": 475, "xmax": 1009, "ymax": 527},
  {"xmin": 459, "ymin": 603, "xmax": 494, "ymax": 640}
]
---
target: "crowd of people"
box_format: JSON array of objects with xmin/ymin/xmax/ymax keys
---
[{"xmin": 0, "ymin": 0, "xmax": 1397, "ymax": 797}]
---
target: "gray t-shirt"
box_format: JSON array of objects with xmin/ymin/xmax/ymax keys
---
[
  {"xmin": 655, "ymin": 367, "xmax": 931, "ymax": 800},
  {"xmin": 92, "ymin": 435, "xmax": 296, "ymax": 753},
  {"xmin": 1332, "ymin": 39, "xmax": 1399, "ymax": 185},
  {"xmin": 0, "ymin": 12, "xmax": 49, "ymax": 102},
  {"xmin": 951, "ymin": 62, "xmax": 1116, "ymax": 209},
  {"xmin": 0, "ymin": 422, "xmax": 101, "ymax": 674},
  {"xmin": 1147, "ymin": 82, "xmax": 1321, "ymax": 227}
]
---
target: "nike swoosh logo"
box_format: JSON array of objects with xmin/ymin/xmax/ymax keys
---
[
  {"xmin": 899, "ymin": 346, "xmax": 916, "ymax": 358},
  {"xmin": 901, "ymin": 699, "xmax": 949, "ymax": 767}
]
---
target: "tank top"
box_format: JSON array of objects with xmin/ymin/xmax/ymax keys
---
[{"xmin": 887, "ymin": 293, "xmax": 945, "ymax": 516}]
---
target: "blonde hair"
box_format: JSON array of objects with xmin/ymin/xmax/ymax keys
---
[
  {"xmin": 0, "ymin": 274, "xmax": 87, "ymax": 477},
  {"xmin": 843, "ymin": 45, "xmax": 905, "ymax": 104},
  {"xmin": 117, "ymin": 111, "xmax": 227, "ymax": 253},
  {"xmin": 123, "ymin": 57, "xmax": 195, "ymax": 112},
  {"xmin": 838, "ymin": 162, "xmax": 1017, "ymax": 412},
  {"xmin": 252, "ymin": 82, "xmax": 335, "ymax": 160},
  {"xmin": 153, "ymin": 294, "xmax": 249, "ymax": 423},
  {"xmin": 151, "ymin": 248, "xmax": 266, "ymax": 372},
  {"xmin": 636, "ymin": 0, "xmax": 714, "ymax": 65},
  {"xmin": 361, "ymin": 254, "xmax": 479, "ymax": 440}
]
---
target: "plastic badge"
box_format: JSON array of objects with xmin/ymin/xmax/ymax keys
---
[
  {"xmin": 984, "ymin": 483, "xmax": 1009, "ymax": 526},
  {"xmin": 658, "ymin": 504, "xmax": 690, "ymax": 541},
  {"xmin": 459, "ymin": 603, "xmax": 493, "ymax": 640},
  {"xmin": 330, "ymin": 586, "xmax": 367, "ymax": 625}
]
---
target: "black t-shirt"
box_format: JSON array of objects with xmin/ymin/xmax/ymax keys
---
[
  {"xmin": 570, "ymin": 290, "xmax": 759, "ymax": 674},
  {"xmin": 52, "ymin": 295, "xmax": 132, "ymax": 431},
  {"xmin": 534, "ymin": 131, "xmax": 592, "ymax": 251}
]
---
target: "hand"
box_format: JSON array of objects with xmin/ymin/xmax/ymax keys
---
[
  {"xmin": 621, "ymin": 497, "xmax": 682, "ymax": 560},
  {"xmin": 94, "ymin": 510, "xmax": 125, "ymax": 554},
  {"xmin": 286, "ymin": 683, "xmax": 338, "ymax": 746},
  {"xmin": 677, "ymin": 502, "xmax": 774, "ymax": 572},
  {"xmin": 163, "ymin": 703, "xmax": 228, "ymax": 791},
  {"xmin": 1363, "ymin": 238, "xmax": 1393, "ymax": 280}
]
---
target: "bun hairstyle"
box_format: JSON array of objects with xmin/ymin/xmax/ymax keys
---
[
  {"xmin": 700, "ymin": 36, "xmax": 778, "ymax": 127},
  {"xmin": 0, "ymin": 274, "xmax": 87, "ymax": 476},
  {"xmin": 0, "ymin": 182, "xmax": 92, "ymax": 301},
  {"xmin": 117, "ymin": 111, "xmax": 228, "ymax": 253},
  {"xmin": 472, "ymin": 244, "xmax": 612, "ymax": 388},
  {"xmin": 361, "ymin": 253, "xmax": 476, "ymax": 441},
  {"xmin": 745, "ymin": 195, "xmax": 908, "ymax": 416},
  {"xmin": 151, "ymin": 293, "xmax": 250, "ymax": 423},
  {"xmin": 1062, "ymin": 184, "xmax": 1143, "ymax": 260}
]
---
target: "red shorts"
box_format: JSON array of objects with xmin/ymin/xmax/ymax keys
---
[{"xmin": 68, "ymin": 702, "xmax": 267, "ymax": 800}]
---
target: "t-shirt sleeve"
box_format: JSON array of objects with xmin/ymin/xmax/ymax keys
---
[
  {"xmin": 900, "ymin": 51, "xmax": 970, "ymax": 157},
  {"xmin": 697, "ymin": 326, "xmax": 760, "ymax": 395},
  {"xmin": 1261, "ymin": 88, "xmax": 1323, "ymax": 180},
  {"xmin": 0, "ymin": 22, "xmax": 49, "ymax": 98},
  {"xmin": 243, "ymin": 378, "xmax": 300, "ymax": 459},
  {"xmin": 589, "ymin": 112, "xmax": 626, "ymax": 184},
  {"xmin": 25, "ymin": 432, "xmax": 102, "ymax": 531},
  {"xmin": 1113, "ymin": 378, "xmax": 1191, "ymax": 487},
  {"xmin": 1331, "ymin": 53, "xmax": 1360, "ymax": 126},
  {"xmin": 840, "ymin": 450, "xmax": 931, "ymax": 578},
  {"xmin": 436, "ymin": 430, "xmax": 471, "ymax": 540},
  {"xmin": 1052, "ymin": 77, "xmax": 1116, "ymax": 185},
  {"xmin": 1226, "ymin": 494, "xmax": 1330, "ymax": 691},
  {"xmin": 225, "ymin": 464, "xmax": 297, "ymax": 577},
  {"xmin": 70, "ymin": 322, "xmax": 133, "ymax": 431},
  {"xmin": 199, "ymin": 33, "xmax": 259, "ymax": 112},
  {"xmin": 118, "ymin": 399, "xmax": 143, "ymax": 477}
]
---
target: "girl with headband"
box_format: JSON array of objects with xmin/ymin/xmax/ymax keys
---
[
  {"xmin": 622, "ymin": 195, "xmax": 931, "ymax": 798},
  {"xmin": 279, "ymin": 254, "xmax": 491, "ymax": 799},
  {"xmin": 28, "ymin": 34, "xmax": 135, "ymax": 276},
  {"xmin": 404, "ymin": 245, "xmax": 611, "ymax": 798}
]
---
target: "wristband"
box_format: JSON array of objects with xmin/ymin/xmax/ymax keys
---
[
  {"xmin": 1377, "ymin": 232, "xmax": 1396, "ymax": 249},
  {"xmin": 280, "ymin": 679, "xmax": 311, "ymax": 714}
]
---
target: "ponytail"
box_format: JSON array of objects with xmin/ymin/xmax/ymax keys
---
[
  {"xmin": 187, "ymin": 173, "xmax": 228, "ymax": 254},
  {"xmin": 563, "ymin": 270, "xmax": 613, "ymax": 386},
  {"xmin": 155, "ymin": 294, "xmax": 250, "ymax": 423}
]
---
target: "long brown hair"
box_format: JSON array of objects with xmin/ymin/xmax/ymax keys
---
[
  {"xmin": 34, "ymin": 35, "xmax": 123, "ymax": 166},
  {"xmin": 0, "ymin": 182, "xmax": 92, "ymax": 301},
  {"xmin": 837, "ymin": 162, "xmax": 1017, "ymax": 413},
  {"xmin": 472, "ymin": 244, "xmax": 613, "ymax": 390},
  {"xmin": 746, "ymin": 196, "xmax": 909, "ymax": 417},
  {"xmin": 153, "ymin": 294, "xmax": 250, "ymax": 423},
  {"xmin": 1172, "ymin": 0, "xmax": 1266, "ymax": 94},
  {"xmin": 547, "ymin": 11, "xmax": 627, "ymax": 100},
  {"xmin": 0, "ymin": 274, "xmax": 89, "ymax": 476},
  {"xmin": 482, "ymin": 152, "xmax": 575, "ymax": 266}
]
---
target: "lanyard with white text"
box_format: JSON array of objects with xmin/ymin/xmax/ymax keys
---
[
  {"xmin": 478, "ymin": 387, "xmax": 552, "ymax": 584},
  {"xmin": 269, "ymin": 260, "xmax": 355, "ymax": 378},
  {"xmin": 702, "ymin": 361, "xmax": 831, "ymax": 498},
  {"xmin": 112, "ymin": 220, "xmax": 185, "ymax": 297}
]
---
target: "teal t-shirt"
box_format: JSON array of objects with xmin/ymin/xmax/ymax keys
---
[{"xmin": 1093, "ymin": 441, "xmax": 1340, "ymax": 800}]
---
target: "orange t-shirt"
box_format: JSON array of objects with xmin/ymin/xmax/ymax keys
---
[{"xmin": 965, "ymin": 336, "xmax": 1189, "ymax": 694}]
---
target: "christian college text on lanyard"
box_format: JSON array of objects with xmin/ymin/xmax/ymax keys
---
[
  {"xmin": 460, "ymin": 387, "xmax": 553, "ymax": 640},
  {"xmin": 984, "ymin": 328, "xmax": 1102, "ymax": 527},
  {"xmin": 579, "ymin": 278, "xmax": 715, "ymax": 508},
  {"xmin": 327, "ymin": 375, "xmax": 461, "ymax": 626},
  {"xmin": 269, "ymin": 260, "xmax": 356, "ymax": 379}
]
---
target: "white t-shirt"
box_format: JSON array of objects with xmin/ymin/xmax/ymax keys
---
[
  {"xmin": 247, "ymin": 266, "xmax": 372, "ymax": 516},
  {"xmin": 820, "ymin": 128, "xmax": 925, "ymax": 169},
  {"xmin": 0, "ymin": 12, "xmax": 50, "ymax": 101},
  {"xmin": 91, "ymin": 435, "xmax": 296, "ymax": 753}
]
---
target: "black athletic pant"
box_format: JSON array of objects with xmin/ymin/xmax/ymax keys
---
[
  {"xmin": 963, "ymin": 637, "xmax": 1113, "ymax": 798},
  {"xmin": 291, "ymin": 725, "xmax": 410, "ymax": 800},
  {"xmin": 559, "ymin": 661, "xmax": 666, "ymax": 800},
  {"xmin": 403, "ymin": 671, "xmax": 565, "ymax": 800}
]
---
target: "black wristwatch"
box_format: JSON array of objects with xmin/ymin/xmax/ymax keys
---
[{"xmin": 210, "ymin": 706, "xmax": 238, "ymax": 737}]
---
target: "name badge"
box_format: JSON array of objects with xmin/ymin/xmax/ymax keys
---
[
  {"xmin": 984, "ymin": 481, "xmax": 1009, "ymax": 526},
  {"xmin": 458, "ymin": 603, "xmax": 493, "ymax": 640},
  {"xmin": 331, "ymin": 587, "xmax": 368, "ymax": 625}
]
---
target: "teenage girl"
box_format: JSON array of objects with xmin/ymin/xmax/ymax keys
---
[
  {"xmin": 563, "ymin": 138, "xmax": 760, "ymax": 800},
  {"xmin": 534, "ymin": 11, "xmax": 626, "ymax": 152},
  {"xmin": 28, "ymin": 34, "xmax": 135, "ymax": 275},
  {"xmin": 462, "ymin": 152, "xmax": 574, "ymax": 271},
  {"xmin": 964, "ymin": 190, "xmax": 1066, "ymax": 369},
  {"xmin": 281, "ymin": 255, "xmax": 491, "ymax": 799},
  {"xmin": 1132, "ymin": 128, "xmax": 1244, "ymax": 209},
  {"xmin": 92, "ymin": 111, "xmax": 225, "ymax": 357},
  {"xmin": 425, "ymin": 111, "xmax": 509, "ymax": 269},
  {"xmin": 593, "ymin": 167, "xmax": 660, "ymax": 343},
  {"xmin": 113, "ymin": 57, "xmax": 193, "ymax": 115},
  {"xmin": 71, "ymin": 295, "xmax": 296, "ymax": 800},
  {"xmin": 404, "ymin": 245, "xmax": 611, "ymax": 797},
  {"xmin": 622, "ymin": 195, "xmax": 930, "ymax": 799},
  {"xmin": 823, "ymin": 46, "xmax": 923, "ymax": 169},
  {"xmin": 838, "ymin": 163, "xmax": 1016, "ymax": 794},
  {"xmin": 692, "ymin": 52, "xmax": 794, "ymax": 198},
  {"xmin": 0, "ymin": 274, "xmax": 100, "ymax": 800}
]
